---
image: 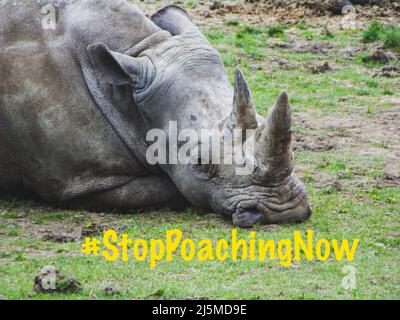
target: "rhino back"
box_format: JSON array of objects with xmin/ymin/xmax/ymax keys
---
[{"xmin": 0, "ymin": 0, "xmax": 161, "ymax": 201}]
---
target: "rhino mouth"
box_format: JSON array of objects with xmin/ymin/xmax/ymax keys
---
[
  {"xmin": 232, "ymin": 203, "xmax": 312, "ymax": 228},
  {"xmin": 232, "ymin": 210, "xmax": 264, "ymax": 228}
]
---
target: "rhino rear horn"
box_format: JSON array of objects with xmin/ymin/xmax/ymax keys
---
[
  {"xmin": 231, "ymin": 68, "xmax": 259, "ymax": 130},
  {"xmin": 151, "ymin": 5, "xmax": 203, "ymax": 38}
]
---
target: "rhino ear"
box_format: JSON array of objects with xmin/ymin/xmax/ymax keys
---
[
  {"xmin": 87, "ymin": 43, "xmax": 152, "ymax": 88},
  {"xmin": 151, "ymin": 5, "xmax": 202, "ymax": 38}
]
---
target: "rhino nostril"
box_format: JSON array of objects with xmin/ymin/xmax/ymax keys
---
[{"xmin": 232, "ymin": 210, "xmax": 264, "ymax": 228}]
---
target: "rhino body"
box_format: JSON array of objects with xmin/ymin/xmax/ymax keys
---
[
  {"xmin": 0, "ymin": 0, "xmax": 311, "ymax": 227},
  {"xmin": 1, "ymin": 0, "xmax": 185, "ymax": 208}
]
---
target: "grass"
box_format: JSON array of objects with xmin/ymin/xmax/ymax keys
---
[
  {"xmin": 363, "ymin": 21, "xmax": 383, "ymax": 43},
  {"xmin": 0, "ymin": 178, "xmax": 399, "ymax": 300},
  {"xmin": 184, "ymin": 0, "xmax": 198, "ymax": 9},
  {"xmin": 0, "ymin": 6, "xmax": 399, "ymax": 300},
  {"xmin": 267, "ymin": 24, "xmax": 286, "ymax": 38},
  {"xmin": 363, "ymin": 21, "xmax": 400, "ymax": 52}
]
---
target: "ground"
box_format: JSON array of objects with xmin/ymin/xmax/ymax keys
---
[{"xmin": 0, "ymin": 0, "xmax": 399, "ymax": 300}]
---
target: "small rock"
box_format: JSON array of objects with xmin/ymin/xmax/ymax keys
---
[
  {"xmin": 209, "ymin": 1, "xmax": 222, "ymax": 10},
  {"xmin": 104, "ymin": 285, "xmax": 120, "ymax": 296},
  {"xmin": 81, "ymin": 223, "xmax": 114, "ymax": 238},
  {"xmin": 333, "ymin": 181, "xmax": 343, "ymax": 191},
  {"xmin": 309, "ymin": 62, "xmax": 333, "ymax": 74},
  {"xmin": 203, "ymin": 10, "xmax": 211, "ymax": 18},
  {"xmin": 274, "ymin": 41, "xmax": 292, "ymax": 49},
  {"xmin": 271, "ymin": 57, "xmax": 295, "ymax": 70},
  {"xmin": 362, "ymin": 50, "xmax": 396, "ymax": 64},
  {"xmin": 33, "ymin": 268, "xmax": 82, "ymax": 294}
]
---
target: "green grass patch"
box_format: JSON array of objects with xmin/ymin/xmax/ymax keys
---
[
  {"xmin": 267, "ymin": 24, "xmax": 286, "ymax": 37},
  {"xmin": 363, "ymin": 21, "xmax": 400, "ymax": 52}
]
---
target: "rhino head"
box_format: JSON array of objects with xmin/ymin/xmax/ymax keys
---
[{"xmin": 88, "ymin": 5, "xmax": 311, "ymax": 227}]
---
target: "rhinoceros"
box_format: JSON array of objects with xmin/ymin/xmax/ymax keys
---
[{"xmin": 0, "ymin": 0, "xmax": 311, "ymax": 227}]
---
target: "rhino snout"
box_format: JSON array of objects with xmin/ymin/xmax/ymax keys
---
[{"xmin": 232, "ymin": 201, "xmax": 312, "ymax": 228}]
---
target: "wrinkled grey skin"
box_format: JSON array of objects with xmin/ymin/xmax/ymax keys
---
[{"xmin": 0, "ymin": 0, "xmax": 311, "ymax": 227}]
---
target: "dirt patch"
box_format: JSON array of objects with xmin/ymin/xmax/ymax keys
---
[
  {"xmin": 362, "ymin": 50, "xmax": 398, "ymax": 64},
  {"xmin": 270, "ymin": 40, "xmax": 336, "ymax": 54},
  {"xmin": 294, "ymin": 134, "xmax": 337, "ymax": 152},
  {"xmin": 293, "ymin": 105, "xmax": 400, "ymax": 187},
  {"xmin": 81, "ymin": 223, "xmax": 122, "ymax": 238},
  {"xmin": 296, "ymin": 42, "xmax": 336, "ymax": 54},
  {"xmin": 41, "ymin": 231, "xmax": 76, "ymax": 243},
  {"xmin": 205, "ymin": 0, "xmax": 400, "ymax": 19},
  {"xmin": 374, "ymin": 65, "xmax": 400, "ymax": 77},
  {"xmin": 383, "ymin": 161, "xmax": 400, "ymax": 185},
  {"xmin": 174, "ymin": 0, "xmax": 400, "ymax": 28},
  {"xmin": 339, "ymin": 45, "xmax": 369, "ymax": 57},
  {"xmin": 271, "ymin": 57, "xmax": 296, "ymax": 70},
  {"xmin": 138, "ymin": 0, "xmax": 400, "ymax": 39},
  {"xmin": 0, "ymin": 206, "xmax": 131, "ymax": 242},
  {"xmin": 25, "ymin": 223, "xmax": 82, "ymax": 242}
]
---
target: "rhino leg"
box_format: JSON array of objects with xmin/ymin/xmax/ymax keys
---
[{"xmin": 66, "ymin": 175, "xmax": 188, "ymax": 212}]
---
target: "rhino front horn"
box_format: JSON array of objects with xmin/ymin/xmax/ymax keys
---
[
  {"xmin": 229, "ymin": 68, "xmax": 259, "ymax": 131},
  {"xmin": 255, "ymin": 92, "xmax": 293, "ymax": 180}
]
